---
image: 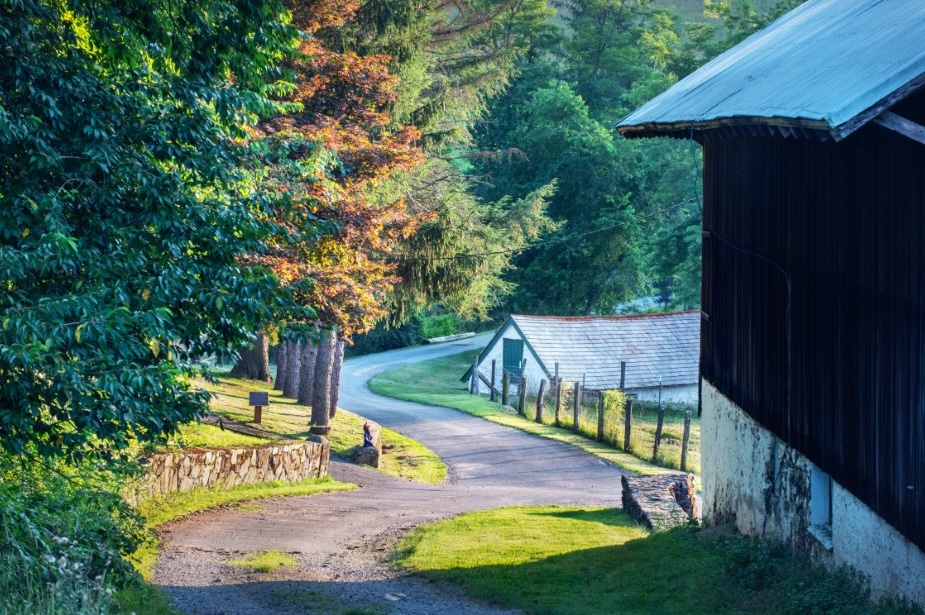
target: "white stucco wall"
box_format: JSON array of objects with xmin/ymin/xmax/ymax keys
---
[
  {"xmin": 832, "ymin": 482, "xmax": 925, "ymax": 605},
  {"xmin": 629, "ymin": 384, "xmax": 698, "ymax": 404},
  {"xmin": 702, "ymin": 380, "xmax": 925, "ymax": 608},
  {"xmin": 472, "ymin": 326, "xmax": 547, "ymax": 396}
]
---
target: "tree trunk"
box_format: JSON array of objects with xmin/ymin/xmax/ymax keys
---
[
  {"xmin": 310, "ymin": 328, "xmax": 336, "ymax": 434},
  {"xmin": 229, "ymin": 331, "xmax": 271, "ymax": 381},
  {"xmin": 297, "ymin": 339, "xmax": 317, "ymax": 406},
  {"xmin": 329, "ymin": 338, "xmax": 346, "ymax": 418},
  {"xmin": 283, "ymin": 339, "xmax": 301, "ymax": 399},
  {"xmin": 274, "ymin": 341, "xmax": 288, "ymax": 391}
]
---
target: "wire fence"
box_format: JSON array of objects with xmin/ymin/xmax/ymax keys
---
[{"xmin": 470, "ymin": 364, "xmax": 699, "ymax": 474}]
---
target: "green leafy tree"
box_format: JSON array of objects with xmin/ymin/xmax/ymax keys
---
[
  {"xmin": 653, "ymin": 0, "xmax": 808, "ymax": 81},
  {"xmin": 315, "ymin": 0, "xmax": 560, "ymax": 326},
  {"xmin": 0, "ymin": 0, "xmax": 297, "ymax": 459},
  {"xmin": 468, "ymin": 0, "xmax": 707, "ymax": 315}
]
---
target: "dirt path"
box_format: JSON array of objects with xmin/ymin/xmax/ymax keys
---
[{"xmin": 153, "ymin": 339, "xmax": 627, "ymax": 615}]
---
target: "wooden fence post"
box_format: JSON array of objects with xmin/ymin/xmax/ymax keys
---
[
  {"xmin": 555, "ymin": 378, "xmax": 563, "ymax": 427},
  {"xmin": 501, "ymin": 371, "xmax": 510, "ymax": 406},
  {"xmin": 490, "ymin": 360, "xmax": 497, "ymax": 402},
  {"xmin": 623, "ymin": 398, "xmax": 633, "ymax": 451},
  {"xmin": 553, "ymin": 363, "xmax": 559, "ymax": 397},
  {"xmin": 519, "ymin": 375, "xmax": 528, "ymax": 416},
  {"xmin": 680, "ymin": 410, "xmax": 692, "ymax": 471},
  {"xmin": 535, "ymin": 378, "xmax": 547, "ymax": 423},
  {"xmin": 597, "ymin": 391, "xmax": 605, "ymax": 442},
  {"xmin": 470, "ymin": 355, "xmax": 480, "ymax": 395},
  {"xmin": 653, "ymin": 405, "xmax": 666, "ymax": 462},
  {"xmin": 572, "ymin": 382, "xmax": 581, "ymax": 433}
]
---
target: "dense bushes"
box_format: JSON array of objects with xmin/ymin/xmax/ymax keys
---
[
  {"xmin": 345, "ymin": 316, "xmax": 426, "ymax": 357},
  {"xmin": 0, "ymin": 455, "xmax": 145, "ymax": 614}
]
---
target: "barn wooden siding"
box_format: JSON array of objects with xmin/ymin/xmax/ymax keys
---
[{"xmin": 701, "ymin": 124, "xmax": 925, "ymax": 550}]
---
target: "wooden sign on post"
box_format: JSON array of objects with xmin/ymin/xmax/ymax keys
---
[{"xmin": 249, "ymin": 391, "xmax": 269, "ymax": 424}]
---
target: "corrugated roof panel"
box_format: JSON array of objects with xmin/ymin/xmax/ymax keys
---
[
  {"xmin": 617, "ymin": 0, "xmax": 925, "ymax": 140},
  {"xmin": 510, "ymin": 312, "xmax": 700, "ymax": 390}
]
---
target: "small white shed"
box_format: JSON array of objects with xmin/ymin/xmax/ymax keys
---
[{"xmin": 463, "ymin": 312, "xmax": 700, "ymax": 403}]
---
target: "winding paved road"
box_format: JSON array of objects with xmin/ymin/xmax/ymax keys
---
[{"xmin": 154, "ymin": 337, "xmax": 627, "ymax": 615}]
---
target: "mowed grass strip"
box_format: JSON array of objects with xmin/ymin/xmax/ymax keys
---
[
  {"xmin": 394, "ymin": 506, "xmax": 922, "ymax": 615},
  {"xmin": 369, "ymin": 350, "xmax": 670, "ymax": 476},
  {"xmin": 201, "ymin": 372, "xmax": 447, "ymax": 484}
]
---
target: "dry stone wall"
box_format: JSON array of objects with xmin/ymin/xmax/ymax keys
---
[
  {"xmin": 622, "ymin": 473, "xmax": 700, "ymax": 530},
  {"xmin": 138, "ymin": 437, "xmax": 330, "ymax": 500}
]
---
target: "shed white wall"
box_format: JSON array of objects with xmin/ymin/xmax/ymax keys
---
[
  {"xmin": 474, "ymin": 326, "xmax": 547, "ymax": 396},
  {"xmin": 628, "ymin": 384, "xmax": 698, "ymax": 404},
  {"xmin": 702, "ymin": 380, "xmax": 925, "ymax": 608}
]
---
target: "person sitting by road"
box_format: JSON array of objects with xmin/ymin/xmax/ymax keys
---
[{"xmin": 363, "ymin": 422, "xmax": 375, "ymax": 448}]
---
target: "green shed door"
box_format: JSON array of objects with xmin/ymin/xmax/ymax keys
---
[{"xmin": 502, "ymin": 338, "xmax": 524, "ymax": 375}]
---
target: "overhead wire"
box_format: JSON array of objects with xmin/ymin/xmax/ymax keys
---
[
  {"xmin": 389, "ymin": 195, "xmax": 699, "ymax": 264},
  {"xmin": 690, "ymin": 127, "xmax": 793, "ymax": 441}
]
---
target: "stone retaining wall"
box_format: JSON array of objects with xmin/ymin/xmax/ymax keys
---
[{"xmin": 137, "ymin": 437, "xmax": 330, "ymax": 500}]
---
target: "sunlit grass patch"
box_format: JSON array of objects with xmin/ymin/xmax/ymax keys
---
[
  {"xmin": 395, "ymin": 507, "xmax": 922, "ymax": 615},
  {"xmin": 228, "ymin": 550, "xmax": 296, "ymax": 573},
  {"xmin": 165, "ymin": 421, "xmax": 274, "ymax": 449},
  {"xmin": 201, "ymin": 372, "xmax": 446, "ymax": 484}
]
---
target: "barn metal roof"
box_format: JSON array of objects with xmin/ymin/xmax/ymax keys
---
[
  {"xmin": 469, "ymin": 312, "xmax": 700, "ymax": 391},
  {"xmin": 617, "ymin": 0, "xmax": 925, "ymax": 142}
]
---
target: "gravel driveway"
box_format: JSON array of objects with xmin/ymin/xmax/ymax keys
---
[{"xmin": 153, "ymin": 337, "xmax": 628, "ymax": 615}]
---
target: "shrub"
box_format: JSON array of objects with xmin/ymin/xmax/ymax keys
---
[
  {"xmin": 345, "ymin": 316, "xmax": 425, "ymax": 357},
  {"xmin": 0, "ymin": 454, "xmax": 145, "ymax": 614},
  {"xmin": 420, "ymin": 313, "xmax": 463, "ymax": 339}
]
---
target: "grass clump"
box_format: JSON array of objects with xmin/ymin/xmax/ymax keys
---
[
  {"xmin": 228, "ymin": 550, "xmax": 296, "ymax": 573},
  {"xmin": 395, "ymin": 507, "xmax": 923, "ymax": 615},
  {"xmin": 369, "ymin": 351, "xmax": 672, "ymax": 477},
  {"xmin": 164, "ymin": 421, "xmax": 274, "ymax": 449}
]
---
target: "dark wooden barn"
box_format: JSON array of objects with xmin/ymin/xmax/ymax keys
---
[{"xmin": 618, "ymin": 0, "xmax": 925, "ymax": 594}]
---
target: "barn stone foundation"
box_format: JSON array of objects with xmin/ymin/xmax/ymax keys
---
[{"xmin": 702, "ymin": 380, "xmax": 925, "ymax": 607}]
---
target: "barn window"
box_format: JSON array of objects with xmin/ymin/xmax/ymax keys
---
[{"xmin": 809, "ymin": 464, "xmax": 833, "ymax": 550}]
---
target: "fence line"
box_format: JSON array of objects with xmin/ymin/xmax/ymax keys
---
[{"xmin": 470, "ymin": 364, "xmax": 697, "ymax": 473}]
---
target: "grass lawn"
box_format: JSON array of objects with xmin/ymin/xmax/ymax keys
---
[
  {"xmin": 369, "ymin": 350, "xmax": 687, "ymax": 477},
  {"xmin": 395, "ymin": 506, "xmax": 921, "ymax": 615},
  {"xmin": 199, "ymin": 372, "xmax": 446, "ymax": 484}
]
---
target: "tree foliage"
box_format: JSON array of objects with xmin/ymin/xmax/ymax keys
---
[
  {"xmin": 469, "ymin": 0, "xmax": 700, "ymax": 315},
  {"xmin": 247, "ymin": 0, "xmax": 427, "ymax": 341},
  {"xmin": 313, "ymin": 0, "xmax": 560, "ymax": 328},
  {"xmin": 0, "ymin": 0, "xmax": 296, "ymax": 458}
]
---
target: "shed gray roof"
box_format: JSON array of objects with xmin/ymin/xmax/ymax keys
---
[
  {"xmin": 617, "ymin": 0, "xmax": 925, "ymax": 141},
  {"xmin": 492, "ymin": 312, "xmax": 699, "ymax": 391}
]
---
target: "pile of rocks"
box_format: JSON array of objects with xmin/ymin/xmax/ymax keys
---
[{"xmin": 621, "ymin": 473, "xmax": 700, "ymax": 530}]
